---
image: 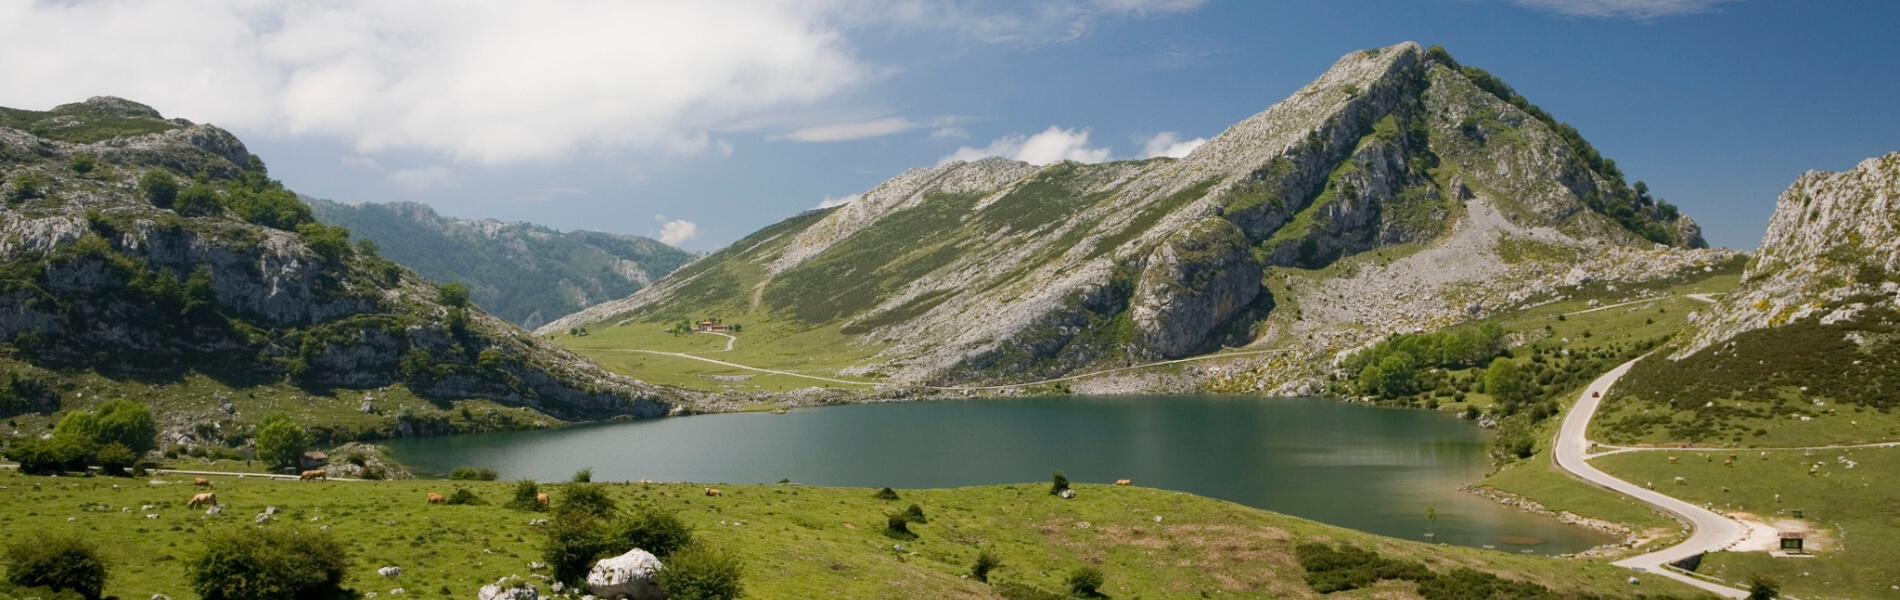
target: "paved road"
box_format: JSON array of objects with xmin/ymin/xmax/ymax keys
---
[{"xmin": 1555, "ymin": 357, "xmax": 1748, "ymax": 598}]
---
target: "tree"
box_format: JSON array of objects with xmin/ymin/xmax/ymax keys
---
[
  {"xmin": 438, "ymin": 282, "xmax": 471, "ymax": 308},
  {"xmin": 1067, "ymin": 567, "xmax": 1106, "ymax": 597},
  {"xmin": 69, "ymin": 153, "xmax": 96, "ymax": 174},
  {"xmin": 94, "ymin": 399, "xmax": 157, "ymax": 454},
  {"xmin": 505, "ymin": 480, "xmax": 546, "ymax": 512},
  {"xmin": 654, "ymin": 544, "xmax": 745, "ymax": 600},
  {"xmin": 139, "ymin": 170, "xmax": 178, "ymax": 208},
  {"xmin": 252, "ymin": 415, "xmax": 307, "ymax": 469},
  {"xmin": 1747, "ymin": 575, "xmax": 1780, "ymax": 600},
  {"xmin": 294, "ymin": 223, "xmax": 352, "ymax": 263},
  {"xmin": 188, "ymin": 528, "xmax": 351, "ymax": 600},
  {"xmin": 1484, "ymin": 358, "xmax": 1537, "ymax": 406},
  {"xmin": 3, "ymin": 533, "xmax": 109, "ymax": 600},
  {"xmin": 173, "ymin": 182, "xmax": 221, "ymax": 217},
  {"xmin": 95, "ymin": 443, "xmax": 137, "ymax": 476},
  {"xmin": 612, "ymin": 504, "xmax": 695, "ymax": 558}
]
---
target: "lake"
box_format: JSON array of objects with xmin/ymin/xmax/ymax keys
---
[{"xmin": 382, "ymin": 395, "xmax": 1615, "ymax": 555}]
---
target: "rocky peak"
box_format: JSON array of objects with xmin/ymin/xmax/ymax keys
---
[{"xmin": 56, "ymin": 96, "xmax": 166, "ymax": 120}]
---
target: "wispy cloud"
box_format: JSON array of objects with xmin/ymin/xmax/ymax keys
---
[
  {"xmin": 786, "ymin": 118, "xmax": 919, "ymax": 142},
  {"xmin": 814, "ymin": 194, "xmax": 860, "ymax": 209},
  {"xmin": 1506, "ymin": 0, "xmax": 1741, "ymax": 19},
  {"xmin": 520, "ymin": 186, "xmax": 586, "ymax": 203},
  {"xmin": 654, "ymin": 215, "xmax": 699, "ymax": 246},
  {"xmin": 941, "ymin": 126, "xmax": 1113, "ymax": 166},
  {"xmin": 1139, "ymin": 131, "xmax": 1206, "ymax": 159},
  {"xmin": 386, "ymin": 166, "xmax": 453, "ymax": 191}
]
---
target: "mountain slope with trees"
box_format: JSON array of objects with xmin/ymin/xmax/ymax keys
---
[{"xmin": 307, "ymin": 198, "xmax": 695, "ymax": 328}]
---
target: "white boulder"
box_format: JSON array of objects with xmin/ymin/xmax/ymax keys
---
[
  {"xmin": 585, "ymin": 549, "xmax": 665, "ymax": 600},
  {"xmin": 378, "ymin": 566, "xmax": 402, "ymax": 578},
  {"xmin": 478, "ymin": 577, "xmax": 541, "ymax": 600}
]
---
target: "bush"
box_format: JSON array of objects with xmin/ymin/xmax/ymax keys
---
[
  {"xmin": 252, "ymin": 415, "xmax": 307, "ymax": 470},
  {"xmin": 902, "ymin": 503, "xmax": 926, "ymax": 524},
  {"xmin": 571, "ymin": 467, "xmax": 593, "ymax": 483},
  {"xmin": 1066, "ymin": 567, "xmax": 1105, "ymax": 598},
  {"xmin": 872, "ymin": 487, "xmax": 899, "ymax": 501},
  {"xmin": 94, "ymin": 443, "xmax": 137, "ymax": 476},
  {"xmin": 69, "ymin": 153, "xmax": 95, "ymax": 174},
  {"xmin": 505, "ymin": 480, "xmax": 547, "ymax": 512},
  {"xmin": 294, "ymin": 223, "xmax": 353, "ymax": 263},
  {"xmin": 188, "ymin": 528, "xmax": 352, "ymax": 600},
  {"xmin": 971, "ymin": 551, "xmax": 1001, "ymax": 583},
  {"xmin": 174, "ymin": 182, "xmax": 221, "ymax": 217},
  {"xmin": 1748, "ymin": 575, "xmax": 1780, "ymax": 600},
  {"xmin": 438, "ymin": 282, "xmax": 471, "ymax": 308},
  {"xmin": 611, "ymin": 504, "xmax": 694, "ymax": 558},
  {"xmin": 654, "ymin": 544, "xmax": 745, "ymax": 600},
  {"xmin": 444, "ymin": 488, "xmax": 481, "ymax": 505},
  {"xmin": 884, "ymin": 513, "xmax": 915, "ymax": 540},
  {"xmin": 555, "ymin": 481, "xmax": 616, "ymax": 518},
  {"xmin": 94, "ymin": 399, "xmax": 157, "ymax": 454},
  {"xmin": 5, "ymin": 431, "xmax": 95, "ymax": 474},
  {"xmin": 139, "ymin": 170, "xmax": 178, "ymax": 208},
  {"xmin": 1049, "ymin": 470, "xmax": 1070, "ymax": 496},
  {"xmin": 3, "ymin": 533, "xmax": 109, "ymax": 600},
  {"xmin": 449, "ymin": 465, "xmax": 499, "ymax": 481},
  {"xmin": 543, "ymin": 511, "xmax": 613, "ymax": 585},
  {"xmin": 8, "ymin": 172, "xmax": 45, "ymax": 202}
]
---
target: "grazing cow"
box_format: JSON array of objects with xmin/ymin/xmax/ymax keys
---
[
  {"xmin": 300, "ymin": 470, "xmax": 327, "ymax": 481},
  {"xmin": 193, "ymin": 477, "xmax": 212, "ymax": 488},
  {"xmin": 1724, "ymin": 459, "xmax": 1734, "ymax": 468},
  {"xmin": 188, "ymin": 492, "xmax": 218, "ymax": 509},
  {"xmin": 640, "ymin": 479, "xmax": 652, "ymax": 484},
  {"xmin": 536, "ymin": 492, "xmax": 550, "ymax": 505},
  {"xmin": 1673, "ymin": 477, "xmax": 1686, "ymax": 485},
  {"xmin": 1115, "ymin": 479, "xmax": 1132, "ymax": 486},
  {"xmin": 1668, "ymin": 456, "xmax": 1679, "ymax": 464},
  {"xmin": 704, "ymin": 488, "xmax": 722, "ymax": 497},
  {"xmin": 427, "ymin": 493, "xmax": 446, "ymax": 504}
]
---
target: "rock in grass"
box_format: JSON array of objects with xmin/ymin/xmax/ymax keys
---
[
  {"xmin": 586, "ymin": 549, "xmax": 664, "ymax": 600},
  {"xmin": 478, "ymin": 577, "xmax": 541, "ymax": 600}
]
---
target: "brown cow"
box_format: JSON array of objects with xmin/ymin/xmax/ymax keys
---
[
  {"xmin": 536, "ymin": 492, "xmax": 550, "ymax": 505},
  {"xmin": 193, "ymin": 477, "xmax": 212, "ymax": 488},
  {"xmin": 427, "ymin": 493, "xmax": 446, "ymax": 504},
  {"xmin": 1114, "ymin": 479, "xmax": 1132, "ymax": 486},
  {"xmin": 704, "ymin": 488, "xmax": 722, "ymax": 497},
  {"xmin": 300, "ymin": 470, "xmax": 327, "ymax": 481},
  {"xmin": 188, "ymin": 492, "xmax": 218, "ymax": 508}
]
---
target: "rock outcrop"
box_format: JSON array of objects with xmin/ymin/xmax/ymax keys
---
[
  {"xmin": 1131, "ymin": 217, "xmax": 1263, "ymax": 358},
  {"xmin": 586, "ymin": 549, "xmax": 664, "ymax": 600}
]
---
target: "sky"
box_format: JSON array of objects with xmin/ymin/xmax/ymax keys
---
[{"xmin": 1, "ymin": 0, "xmax": 1896, "ymax": 251}]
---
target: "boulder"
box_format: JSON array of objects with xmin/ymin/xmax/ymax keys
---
[
  {"xmin": 477, "ymin": 577, "xmax": 540, "ymax": 600},
  {"xmin": 585, "ymin": 549, "xmax": 665, "ymax": 600},
  {"xmin": 1057, "ymin": 488, "xmax": 1077, "ymax": 499}
]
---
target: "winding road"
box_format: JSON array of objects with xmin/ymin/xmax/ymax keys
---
[{"xmin": 1555, "ymin": 357, "xmax": 1749, "ymax": 598}]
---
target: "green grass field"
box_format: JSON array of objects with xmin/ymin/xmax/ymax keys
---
[
  {"xmin": 1593, "ymin": 446, "xmax": 1900, "ymax": 600},
  {"xmin": 555, "ymin": 317, "xmax": 887, "ymax": 392},
  {"xmin": 0, "ymin": 470, "xmax": 1712, "ymax": 600}
]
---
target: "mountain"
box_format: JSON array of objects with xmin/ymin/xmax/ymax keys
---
[
  {"xmin": 543, "ymin": 43, "xmax": 1729, "ymax": 389},
  {"xmin": 306, "ymin": 198, "xmax": 695, "ymax": 329},
  {"xmin": 0, "ymin": 97, "xmax": 695, "ymax": 431},
  {"xmin": 1605, "ymin": 152, "xmax": 1900, "ymax": 445}
]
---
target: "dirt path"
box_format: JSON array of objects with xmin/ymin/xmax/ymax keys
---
[
  {"xmin": 1562, "ymin": 292, "xmax": 1719, "ymax": 317},
  {"xmin": 611, "ymin": 347, "xmax": 1296, "ymax": 391}
]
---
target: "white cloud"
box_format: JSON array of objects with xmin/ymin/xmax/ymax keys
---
[
  {"xmin": 786, "ymin": 118, "xmax": 919, "ymax": 142},
  {"xmin": 814, "ymin": 194, "xmax": 860, "ymax": 209},
  {"xmin": 941, "ymin": 126, "xmax": 1112, "ymax": 166},
  {"xmin": 0, "ymin": 1, "xmax": 864, "ymax": 164},
  {"xmin": 387, "ymin": 166, "xmax": 453, "ymax": 191},
  {"xmin": 872, "ymin": 0, "xmax": 1208, "ymax": 44},
  {"xmin": 1507, "ymin": 0, "xmax": 1741, "ymax": 18},
  {"xmin": 655, "ymin": 215, "xmax": 699, "ymax": 246},
  {"xmin": 1140, "ymin": 131, "xmax": 1206, "ymax": 159},
  {"xmin": 929, "ymin": 126, "xmax": 971, "ymax": 140},
  {"xmin": 521, "ymin": 186, "xmax": 587, "ymax": 203}
]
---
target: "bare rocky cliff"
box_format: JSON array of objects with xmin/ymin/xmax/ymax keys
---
[{"xmin": 1, "ymin": 97, "xmax": 696, "ymax": 423}]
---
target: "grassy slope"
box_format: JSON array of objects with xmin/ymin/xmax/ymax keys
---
[
  {"xmin": 1594, "ymin": 447, "xmax": 1900, "ymax": 600},
  {"xmin": 0, "ymin": 471, "xmax": 1706, "ymax": 600},
  {"xmin": 557, "ymin": 320, "xmax": 885, "ymax": 393}
]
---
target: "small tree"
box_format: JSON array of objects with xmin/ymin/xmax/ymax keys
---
[
  {"xmin": 1050, "ymin": 470, "xmax": 1070, "ymax": 495},
  {"xmin": 505, "ymin": 479, "xmax": 546, "ymax": 512},
  {"xmin": 572, "ymin": 467, "xmax": 594, "ymax": 482},
  {"xmin": 69, "ymin": 153, "xmax": 96, "ymax": 174},
  {"xmin": 902, "ymin": 504, "xmax": 927, "ymax": 524},
  {"xmin": 884, "ymin": 514, "xmax": 915, "ymax": 540},
  {"xmin": 173, "ymin": 182, "xmax": 221, "ymax": 217},
  {"xmin": 8, "ymin": 172, "xmax": 45, "ymax": 202},
  {"xmin": 438, "ymin": 282, "xmax": 471, "ymax": 308},
  {"xmin": 95, "ymin": 443, "xmax": 137, "ymax": 476},
  {"xmin": 188, "ymin": 528, "xmax": 351, "ymax": 600},
  {"xmin": 95, "ymin": 399, "xmax": 157, "ymax": 454},
  {"xmin": 654, "ymin": 544, "xmax": 745, "ymax": 600},
  {"xmin": 971, "ymin": 551, "xmax": 1000, "ymax": 583},
  {"xmin": 555, "ymin": 481, "xmax": 617, "ymax": 518},
  {"xmin": 139, "ymin": 170, "xmax": 178, "ymax": 208},
  {"xmin": 612, "ymin": 504, "xmax": 695, "ymax": 558},
  {"xmin": 543, "ymin": 511, "xmax": 612, "ymax": 585},
  {"xmin": 1067, "ymin": 567, "xmax": 1106, "ymax": 597},
  {"xmin": 1747, "ymin": 575, "xmax": 1780, "ymax": 600},
  {"xmin": 873, "ymin": 487, "xmax": 900, "ymax": 501},
  {"xmin": 252, "ymin": 415, "xmax": 307, "ymax": 470},
  {"xmin": 3, "ymin": 533, "xmax": 109, "ymax": 600}
]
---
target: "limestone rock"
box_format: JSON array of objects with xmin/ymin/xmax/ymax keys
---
[
  {"xmin": 478, "ymin": 577, "xmax": 541, "ymax": 600},
  {"xmin": 585, "ymin": 549, "xmax": 664, "ymax": 600},
  {"xmin": 1130, "ymin": 217, "xmax": 1263, "ymax": 358}
]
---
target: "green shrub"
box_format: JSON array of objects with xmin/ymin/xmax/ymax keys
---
[
  {"xmin": 68, "ymin": 153, "xmax": 95, "ymax": 174},
  {"xmin": 294, "ymin": 223, "xmax": 353, "ymax": 263},
  {"xmin": 228, "ymin": 186, "xmax": 314, "ymax": 230},
  {"xmin": 555, "ymin": 481, "xmax": 616, "ymax": 518},
  {"xmin": 443, "ymin": 488, "xmax": 481, "ymax": 505},
  {"xmin": 543, "ymin": 511, "xmax": 611, "ymax": 584},
  {"xmin": 174, "ymin": 183, "xmax": 221, "ymax": 217},
  {"xmin": 252, "ymin": 415, "xmax": 307, "ymax": 469},
  {"xmin": 449, "ymin": 465, "xmax": 499, "ymax": 481},
  {"xmin": 94, "ymin": 443, "xmax": 137, "ymax": 476},
  {"xmin": 571, "ymin": 467, "xmax": 593, "ymax": 483},
  {"xmin": 505, "ymin": 480, "xmax": 547, "ymax": 512},
  {"xmin": 5, "ymin": 431, "xmax": 96, "ymax": 474},
  {"xmin": 8, "ymin": 172, "xmax": 45, "ymax": 202},
  {"xmin": 611, "ymin": 504, "xmax": 694, "ymax": 558},
  {"xmin": 438, "ymin": 282, "xmax": 471, "ymax": 308},
  {"xmin": 971, "ymin": 551, "xmax": 1001, "ymax": 583},
  {"xmin": 872, "ymin": 487, "xmax": 899, "ymax": 501},
  {"xmin": 883, "ymin": 513, "xmax": 915, "ymax": 540},
  {"xmin": 1049, "ymin": 470, "xmax": 1069, "ymax": 495},
  {"xmin": 902, "ymin": 503, "xmax": 926, "ymax": 524},
  {"xmin": 1066, "ymin": 567, "xmax": 1105, "ymax": 598},
  {"xmin": 138, "ymin": 170, "xmax": 178, "ymax": 208},
  {"xmin": 1294, "ymin": 542, "xmax": 1433, "ymax": 593},
  {"xmin": 188, "ymin": 528, "xmax": 351, "ymax": 600},
  {"xmin": 653, "ymin": 544, "xmax": 745, "ymax": 600},
  {"xmin": 94, "ymin": 399, "xmax": 157, "ymax": 454},
  {"xmin": 3, "ymin": 533, "xmax": 109, "ymax": 600},
  {"xmin": 1748, "ymin": 574, "xmax": 1780, "ymax": 600}
]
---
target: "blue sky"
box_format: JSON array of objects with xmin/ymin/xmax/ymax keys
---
[{"xmin": 3, "ymin": 0, "xmax": 1895, "ymax": 251}]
